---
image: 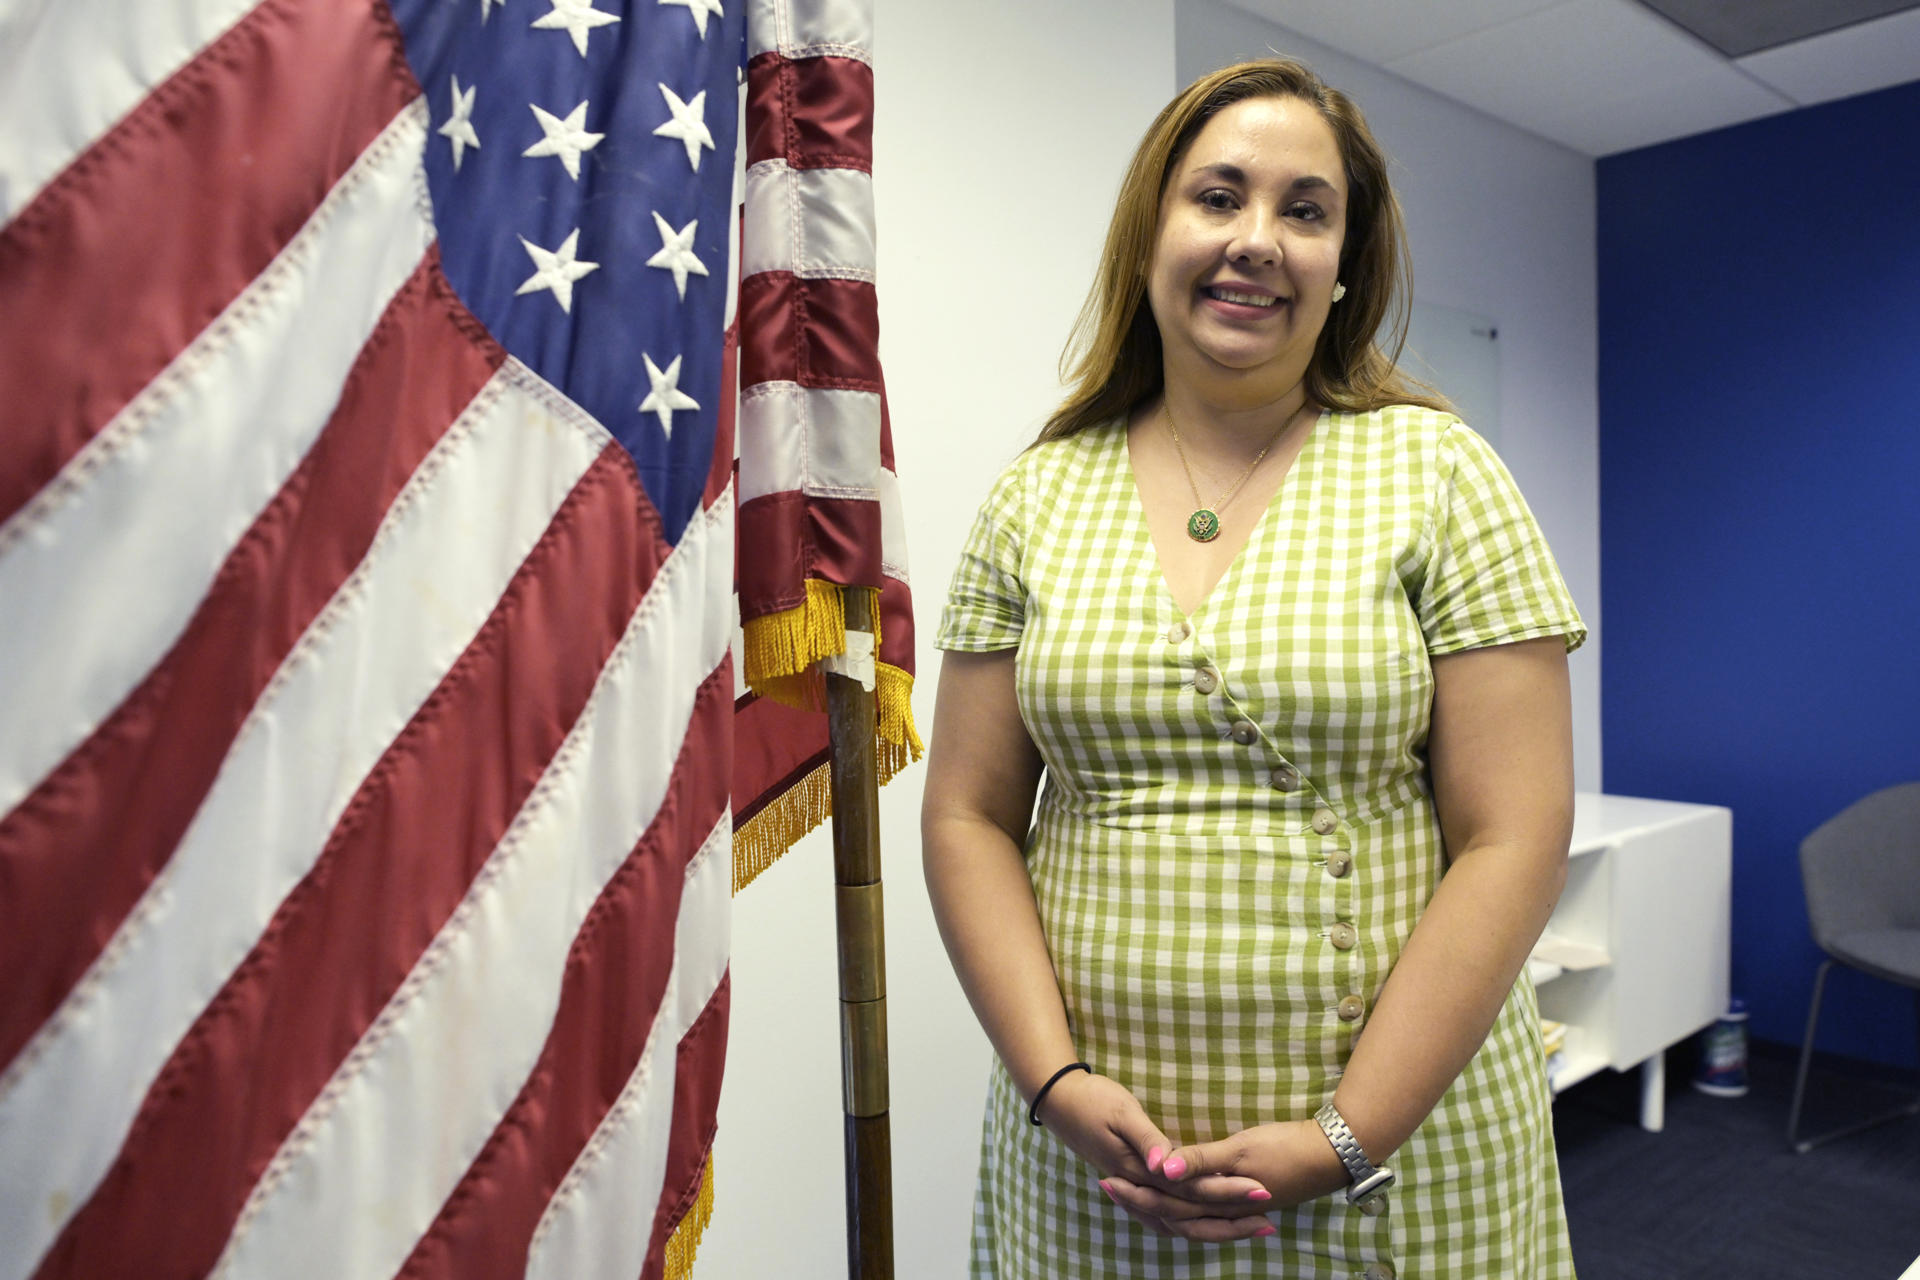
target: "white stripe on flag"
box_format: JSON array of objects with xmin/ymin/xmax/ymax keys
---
[
  {"xmin": 736, "ymin": 382, "xmax": 881, "ymax": 502},
  {"xmin": 211, "ymin": 488, "xmax": 736, "ymax": 1280},
  {"xmin": 0, "ymin": 360, "xmax": 602, "ymax": 1280},
  {"xmin": 0, "ymin": 0, "xmax": 256, "ymax": 224},
  {"xmin": 0, "ymin": 99, "xmax": 432, "ymax": 819},
  {"xmin": 741, "ymin": 160, "xmax": 874, "ymax": 279},
  {"xmin": 746, "ymin": 0, "xmax": 871, "ymax": 61},
  {"xmin": 523, "ymin": 815, "xmax": 732, "ymax": 1280},
  {"xmin": 877, "ymin": 465, "xmax": 909, "ymax": 583}
]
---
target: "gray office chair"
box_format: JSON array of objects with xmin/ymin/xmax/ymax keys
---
[{"xmin": 1787, "ymin": 781, "xmax": 1920, "ymax": 1153}]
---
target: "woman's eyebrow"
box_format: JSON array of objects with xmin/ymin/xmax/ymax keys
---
[
  {"xmin": 1189, "ymin": 161, "xmax": 1249, "ymax": 184},
  {"xmin": 1186, "ymin": 162, "xmax": 1339, "ymax": 195}
]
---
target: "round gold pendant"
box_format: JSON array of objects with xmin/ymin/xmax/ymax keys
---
[{"xmin": 1186, "ymin": 509, "xmax": 1221, "ymax": 542}]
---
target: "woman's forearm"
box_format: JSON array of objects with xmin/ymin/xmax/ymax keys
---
[
  {"xmin": 922, "ymin": 810, "xmax": 1079, "ymax": 1102},
  {"xmin": 920, "ymin": 650, "xmax": 1072, "ymax": 1104},
  {"xmin": 1329, "ymin": 834, "xmax": 1566, "ymax": 1160},
  {"xmin": 1331, "ymin": 636, "xmax": 1574, "ymax": 1163}
]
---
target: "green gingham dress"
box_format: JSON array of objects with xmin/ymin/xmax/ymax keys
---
[{"xmin": 936, "ymin": 406, "xmax": 1586, "ymax": 1279}]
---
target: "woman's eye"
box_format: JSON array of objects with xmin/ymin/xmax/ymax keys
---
[
  {"xmin": 1199, "ymin": 190, "xmax": 1237, "ymax": 211},
  {"xmin": 1287, "ymin": 203, "xmax": 1324, "ymax": 221}
]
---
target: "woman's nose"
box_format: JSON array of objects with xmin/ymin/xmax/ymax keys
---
[{"xmin": 1228, "ymin": 209, "xmax": 1281, "ymax": 266}]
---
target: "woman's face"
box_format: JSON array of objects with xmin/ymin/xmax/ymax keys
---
[{"xmin": 1146, "ymin": 95, "xmax": 1348, "ymax": 395}]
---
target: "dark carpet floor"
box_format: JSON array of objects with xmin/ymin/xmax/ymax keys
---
[{"xmin": 1554, "ymin": 1039, "xmax": 1920, "ymax": 1279}]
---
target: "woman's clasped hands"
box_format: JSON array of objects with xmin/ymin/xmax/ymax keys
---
[{"xmin": 1034, "ymin": 1071, "xmax": 1353, "ymax": 1242}]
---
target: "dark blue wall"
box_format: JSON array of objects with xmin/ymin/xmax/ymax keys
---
[{"xmin": 1598, "ymin": 80, "xmax": 1920, "ymax": 1066}]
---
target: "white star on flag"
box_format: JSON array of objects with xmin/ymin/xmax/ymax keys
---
[
  {"xmin": 480, "ymin": 0, "xmax": 508, "ymax": 22},
  {"xmin": 639, "ymin": 353, "xmax": 699, "ymax": 436},
  {"xmin": 531, "ymin": 0, "xmax": 619, "ymax": 57},
  {"xmin": 646, "ymin": 212, "xmax": 708, "ymax": 299},
  {"xmin": 438, "ymin": 75, "xmax": 480, "ymax": 172},
  {"xmin": 653, "ymin": 84, "xmax": 714, "ymax": 172},
  {"xmin": 523, "ymin": 102, "xmax": 605, "ymax": 181},
  {"xmin": 659, "ymin": 0, "xmax": 725, "ymax": 37},
  {"xmin": 515, "ymin": 229, "xmax": 599, "ymax": 313}
]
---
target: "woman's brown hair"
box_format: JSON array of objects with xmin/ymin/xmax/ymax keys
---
[{"xmin": 1037, "ymin": 58, "xmax": 1446, "ymax": 444}]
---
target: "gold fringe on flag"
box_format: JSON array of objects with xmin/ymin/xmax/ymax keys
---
[
  {"xmin": 876, "ymin": 660, "xmax": 923, "ymax": 785},
  {"xmin": 739, "ymin": 578, "xmax": 849, "ymax": 713},
  {"xmin": 661, "ymin": 1153, "xmax": 716, "ymax": 1280},
  {"xmin": 734, "ymin": 581, "xmax": 924, "ymax": 893},
  {"xmin": 732, "ymin": 760, "xmax": 833, "ymax": 895}
]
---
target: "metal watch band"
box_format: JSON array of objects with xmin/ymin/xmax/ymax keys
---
[{"xmin": 1315, "ymin": 1101, "xmax": 1395, "ymax": 1208}]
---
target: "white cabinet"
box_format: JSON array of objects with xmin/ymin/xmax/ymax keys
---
[{"xmin": 1533, "ymin": 793, "xmax": 1733, "ymax": 1131}]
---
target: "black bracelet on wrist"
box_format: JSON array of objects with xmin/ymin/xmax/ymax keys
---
[{"xmin": 1028, "ymin": 1061, "xmax": 1093, "ymax": 1127}]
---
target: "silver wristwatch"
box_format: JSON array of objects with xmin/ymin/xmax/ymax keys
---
[{"xmin": 1314, "ymin": 1102, "xmax": 1394, "ymax": 1210}]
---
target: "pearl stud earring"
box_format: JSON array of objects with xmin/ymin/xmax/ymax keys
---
[{"xmin": 1331, "ymin": 282, "xmax": 1348, "ymax": 302}]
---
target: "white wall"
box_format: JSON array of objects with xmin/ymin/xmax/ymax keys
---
[
  {"xmin": 703, "ymin": 4, "xmax": 1603, "ymax": 1277},
  {"xmin": 698, "ymin": 3, "xmax": 1177, "ymax": 1277},
  {"xmin": 1179, "ymin": 0, "xmax": 1603, "ymax": 789}
]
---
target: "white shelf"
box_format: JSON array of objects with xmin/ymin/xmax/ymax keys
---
[
  {"xmin": 1539, "ymin": 793, "xmax": 1732, "ymax": 1130},
  {"xmin": 1549, "ymin": 1045, "xmax": 1609, "ymax": 1094},
  {"xmin": 1567, "ymin": 792, "xmax": 1722, "ymax": 856},
  {"xmin": 1532, "ymin": 932, "xmax": 1610, "ymax": 972}
]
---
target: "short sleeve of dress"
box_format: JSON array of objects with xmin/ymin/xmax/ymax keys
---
[
  {"xmin": 935, "ymin": 460, "xmax": 1027, "ymax": 652},
  {"xmin": 1417, "ymin": 423, "xmax": 1587, "ymax": 655}
]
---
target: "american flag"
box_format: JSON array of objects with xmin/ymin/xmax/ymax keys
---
[
  {"xmin": 0, "ymin": 0, "xmax": 909, "ymax": 1276},
  {"xmin": 731, "ymin": 0, "xmax": 918, "ymax": 883}
]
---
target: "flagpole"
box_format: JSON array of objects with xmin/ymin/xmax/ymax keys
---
[{"xmin": 825, "ymin": 586, "xmax": 894, "ymax": 1280}]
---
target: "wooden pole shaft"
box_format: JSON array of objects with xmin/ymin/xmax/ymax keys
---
[
  {"xmin": 825, "ymin": 587, "xmax": 892, "ymax": 1280},
  {"xmin": 843, "ymin": 1112, "xmax": 893, "ymax": 1279}
]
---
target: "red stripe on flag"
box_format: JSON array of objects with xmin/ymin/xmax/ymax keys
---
[
  {"xmin": 737, "ymin": 489, "xmax": 884, "ymax": 622},
  {"xmin": 394, "ymin": 662, "xmax": 732, "ymax": 1280},
  {"xmin": 0, "ymin": 0, "xmax": 417, "ymax": 528},
  {"xmin": 732, "ymin": 693, "xmax": 829, "ymax": 829},
  {"xmin": 737, "ymin": 273, "xmax": 882, "ymax": 393},
  {"xmin": 878, "ymin": 575, "xmax": 913, "ymax": 674},
  {"xmin": 642, "ymin": 975, "xmax": 731, "ymax": 1280},
  {"xmin": 0, "ymin": 254, "xmax": 500, "ymax": 1075},
  {"xmin": 33, "ymin": 445, "xmax": 665, "ymax": 1280},
  {"xmin": 705, "ymin": 322, "xmax": 739, "ymax": 511},
  {"xmin": 742, "ymin": 52, "xmax": 874, "ymax": 172},
  {"xmin": 879, "ymin": 392, "xmax": 896, "ymax": 470}
]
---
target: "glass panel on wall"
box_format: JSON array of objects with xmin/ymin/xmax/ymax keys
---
[{"xmin": 1403, "ymin": 301, "xmax": 1500, "ymax": 451}]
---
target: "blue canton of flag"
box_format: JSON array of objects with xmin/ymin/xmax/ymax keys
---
[{"xmin": 390, "ymin": 0, "xmax": 744, "ymax": 545}]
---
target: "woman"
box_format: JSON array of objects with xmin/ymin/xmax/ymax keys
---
[{"xmin": 922, "ymin": 56, "xmax": 1585, "ymax": 1278}]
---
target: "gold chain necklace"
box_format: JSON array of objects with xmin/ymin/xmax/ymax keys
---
[{"xmin": 1163, "ymin": 401, "xmax": 1304, "ymax": 543}]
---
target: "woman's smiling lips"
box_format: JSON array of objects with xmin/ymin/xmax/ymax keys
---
[{"xmin": 1201, "ymin": 283, "xmax": 1285, "ymax": 315}]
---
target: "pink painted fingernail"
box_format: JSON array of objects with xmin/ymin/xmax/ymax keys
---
[
  {"xmin": 1161, "ymin": 1156, "xmax": 1187, "ymax": 1179},
  {"xmin": 1247, "ymin": 1189, "xmax": 1272, "ymax": 1202},
  {"xmin": 1099, "ymin": 1181, "xmax": 1117, "ymax": 1202},
  {"xmin": 1146, "ymin": 1146, "xmax": 1166, "ymax": 1172},
  {"xmin": 1255, "ymin": 1224, "xmax": 1277, "ymax": 1238}
]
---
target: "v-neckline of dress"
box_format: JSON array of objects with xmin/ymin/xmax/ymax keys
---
[{"xmin": 1121, "ymin": 409, "xmax": 1325, "ymax": 621}]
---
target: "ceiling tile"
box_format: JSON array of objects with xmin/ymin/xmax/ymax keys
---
[
  {"xmin": 1553, "ymin": 73, "xmax": 1796, "ymax": 153},
  {"xmin": 1736, "ymin": 6, "xmax": 1920, "ymax": 105},
  {"xmin": 1222, "ymin": 0, "xmax": 1566, "ymax": 66},
  {"xmin": 1633, "ymin": 0, "xmax": 1920, "ymax": 58},
  {"xmin": 1384, "ymin": 0, "xmax": 1794, "ymax": 153}
]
